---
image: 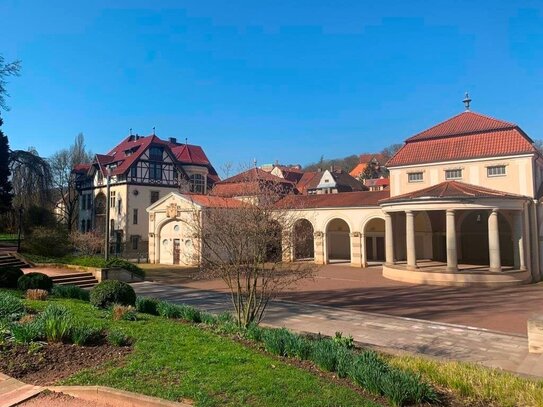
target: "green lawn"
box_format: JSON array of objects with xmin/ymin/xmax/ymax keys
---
[
  {"xmin": 24, "ymin": 297, "xmax": 380, "ymax": 407},
  {"xmin": 0, "ymin": 234, "xmax": 18, "ymax": 241}
]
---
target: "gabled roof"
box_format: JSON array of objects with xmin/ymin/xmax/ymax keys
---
[
  {"xmin": 387, "ymin": 111, "xmax": 538, "ymax": 167},
  {"xmin": 218, "ymin": 168, "xmax": 292, "ymax": 184},
  {"xmin": 358, "ymin": 153, "xmax": 386, "ymax": 164},
  {"xmin": 210, "ymin": 168, "xmax": 295, "ymax": 198},
  {"xmin": 329, "ymin": 171, "xmax": 367, "ymax": 192},
  {"xmin": 364, "ymin": 178, "xmax": 390, "ymax": 187},
  {"xmin": 275, "ymin": 190, "xmax": 390, "ymax": 209},
  {"xmin": 380, "ymin": 181, "xmax": 525, "ymax": 204},
  {"xmin": 296, "ymin": 171, "xmax": 320, "ymax": 194},
  {"xmin": 146, "ymin": 191, "xmax": 246, "ymax": 211}
]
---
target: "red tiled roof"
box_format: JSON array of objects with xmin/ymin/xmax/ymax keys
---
[
  {"xmin": 296, "ymin": 171, "xmax": 320, "ymax": 194},
  {"xmin": 275, "ymin": 190, "xmax": 390, "ymax": 209},
  {"xmin": 364, "ymin": 178, "xmax": 390, "ymax": 187},
  {"xmin": 349, "ymin": 163, "xmax": 367, "ymax": 178},
  {"xmin": 387, "ymin": 111, "xmax": 538, "ymax": 167},
  {"xmin": 210, "ymin": 168, "xmax": 295, "ymax": 198},
  {"xmin": 72, "ymin": 163, "xmax": 91, "ymax": 174},
  {"xmin": 218, "ymin": 168, "xmax": 293, "ymax": 185},
  {"xmin": 359, "ymin": 153, "xmax": 386, "ymax": 163},
  {"xmin": 183, "ymin": 194, "xmax": 246, "ymax": 208},
  {"xmin": 380, "ymin": 181, "xmax": 525, "ymax": 204},
  {"xmin": 406, "ymin": 111, "xmax": 517, "ymax": 142}
]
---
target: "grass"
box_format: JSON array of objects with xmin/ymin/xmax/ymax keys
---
[
  {"xmin": 0, "ymin": 233, "xmax": 18, "ymax": 241},
  {"xmin": 15, "ymin": 294, "xmax": 379, "ymax": 407}
]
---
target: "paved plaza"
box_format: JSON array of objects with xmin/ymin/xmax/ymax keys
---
[{"xmin": 141, "ymin": 263, "xmax": 543, "ymax": 335}]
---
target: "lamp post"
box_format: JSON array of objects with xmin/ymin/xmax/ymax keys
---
[
  {"xmin": 104, "ymin": 166, "xmax": 111, "ymax": 261},
  {"xmin": 17, "ymin": 206, "xmax": 23, "ymax": 252}
]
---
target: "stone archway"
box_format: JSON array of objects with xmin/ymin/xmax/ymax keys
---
[
  {"xmin": 155, "ymin": 217, "xmax": 197, "ymax": 266},
  {"xmin": 363, "ymin": 217, "xmax": 385, "ymax": 262},
  {"xmin": 326, "ymin": 218, "xmax": 351, "ymax": 262},
  {"xmin": 293, "ymin": 219, "xmax": 314, "ymax": 261}
]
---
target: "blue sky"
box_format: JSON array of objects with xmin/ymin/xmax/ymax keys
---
[{"xmin": 1, "ymin": 1, "xmax": 543, "ymax": 174}]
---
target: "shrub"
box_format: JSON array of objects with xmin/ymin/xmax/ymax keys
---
[
  {"xmin": 311, "ymin": 339, "xmax": 339, "ymax": 372},
  {"xmin": 89, "ymin": 280, "xmax": 136, "ymax": 309},
  {"xmin": 69, "ymin": 230, "xmax": 103, "ymax": 256},
  {"xmin": 245, "ymin": 324, "xmax": 264, "ymax": 342},
  {"xmin": 25, "ymin": 226, "xmax": 71, "ymax": 257},
  {"xmin": 350, "ymin": 351, "xmax": 389, "ymax": 395},
  {"xmin": 135, "ymin": 297, "xmax": 159, "ymax": 315},
  {"xmin": 26, "ymin": 289, "xmax": 48, "ymax": 301},
  {"xmin": 111, "ymin": 305, "xmax": 138, "ymax": 321},
  {"xmin": 289, "ymin": 336, "xmax": 314, "ymax": 360},
  {"xmin": 0, "ymin": 291, "xmax": 25, "ymax": 321},
  {"xmin": 52, "ymin": 284, "xmax": 90, "ymax": 301},
  {"xmin": 0, "ymin": 267, "xmax": 24, "ymax": 288},
  {"xmin": 17, "ymin": 272, "xmax": 53, "ymax": 292},
  {"xmin": 333, "ymin": 331, "xmax": 354, "ymax": 349},
  {"xmin": 107, "ymin": 329, "xmax": 132, "ymax": 347},
  {"xmin": 200, "ymin": 312, "xmax": 218, "ymax": 326},
  {"xmin": 36, "ymin": 304, "xmax": 73, "ymax": 343},
  {"xmin": 71, "ymin": 324, "xmax": 102, "ymax": 346},
  {"xmin": 10, "ymin": 321, "xmax": 42, "ymax": 344},
  {"xmin": 336, "ymin": 346, "xmax": 355, "ymax": 378},
  {"xmin": 180, "ymin": 305, "xmax": 202, "ymax": 323},
  {"xmin": 156, "ymin": 301, "xmax": 183, "ymax": 319},
  {"xmin": 262, "ymin": 328, "xmax": 292, "ymax": 356}
]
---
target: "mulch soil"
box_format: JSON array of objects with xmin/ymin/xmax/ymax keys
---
[{"xmin": 0, "ymin": 342, "xmax": 131, "ymax": 385}]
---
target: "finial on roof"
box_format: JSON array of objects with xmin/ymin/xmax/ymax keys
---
[
  {"xmin": 129, "ymin": 128, "xmax": 133, "ymax": 136},
  {"xmin": 185, "ymin": 137, "xmax": 188, "ymax": 145},
  {"xmin": 253, "ymin": 158, "xmax": 257, "ymax": 168},
  {"xmin": 463, "ymin": 92, "xmax": 472, "ymax": 111},
  {"xmin": 152, "ymin": 126, "xmax": 156, "ymax": 135}
]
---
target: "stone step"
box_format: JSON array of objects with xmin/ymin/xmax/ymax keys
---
[
  {"xmin": 51, "ymin": 273, "xmax": 95, "ymax": 282},
  {"xmin": 0, "ymin": 384, "xmax": 43, "ymax": 407}
]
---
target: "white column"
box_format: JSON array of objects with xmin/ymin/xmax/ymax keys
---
[
  {"xmin": 350, "ymin": 232, "xmax": 362, "ymax": 267},
  {"xmin": 361, "ymin": 233, "xmax": 367, "ymax": 267},
  {"xmin": 513, "ymin": 211, "xmax": 526, "ymax": 270},
  {"xmin": 385, "ymin": 213, "xmax": 395, "ymax": 265},
  {"xmin": 406, "ymin": 210, "xmax": 417, "ymax": 270},
  {"xmin": 488, "ymin": 209, "xmax": 501, "ymax": 272},
  {"xmin": 446, "ymin": 210, "xmax": 458, "ymax": 272}
]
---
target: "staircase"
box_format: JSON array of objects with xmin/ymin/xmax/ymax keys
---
[
  {"xmin": 50, "ymin": 272, "xmax": 99, "ymax": 289},
  {"xmin": 0, "ymin": 253, "xmax": 31, "ymax": 270}
]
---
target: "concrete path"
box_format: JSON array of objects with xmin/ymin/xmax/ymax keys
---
[
  {"xmin": 132, "ymin": 281, "xmax": 543, "ymax": 378},
  {"xmin": 0, "ymin": 373, "xmax": 43, "ymax": 407}
]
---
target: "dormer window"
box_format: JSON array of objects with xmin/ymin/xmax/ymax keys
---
[
  {"xmin": 149, "ymin": 147, "xmax": 163, "ymax": 161},
  {"xmin": 445, "ymin": 169, "xmax": 462, "ymax": 180}
]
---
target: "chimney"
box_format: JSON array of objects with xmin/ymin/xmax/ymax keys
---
[{"xmin": 169, "ymin": 137, "xmax": 177, "ymax": 144}]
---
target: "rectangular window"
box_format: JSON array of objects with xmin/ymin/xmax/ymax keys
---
[
  {"xmin": 408, "ymin": 172, "xmax": 423, "ymax": 182},
  {"xmin": 81, "ymin": 195, "xmax": 86, "ymax": 210},
  {"xmin": 445, "ymin": 169, "xmax": 462, "ymax": 180},
  {"xmin": 150, "ymin": 191, "xmax": 159, "ymax": 204},
  {"xmin": 487, "ymin": 165, "xmax": 506, "ymax": 177},
  {"xmin": 110, "ymin": 191, "xmax": 116, "ymax": 208},
  {"xmin": 81, "ymin": 220, "xmax": 85, "ymax": 232},
  {"xmin": 131, "ymin": 235, "xmax": 139, "ymax": 250},
  {"xmin": 117, "ymin": 196, "xmax": 122, "ymax": 215},
  {"xmin": 149, "ymin": 146, "xmax": 164, "ymax": 161},
  {"xmin": 149, "ymin": 163, "xmax": 162, "ymax": 180},
  {"xmin": 133, "ymin": 208, "xmax": 138, "ymax": 225},
  {"xmin": 130, "ymin": 166, "xmax": 137, "ymax": 178}
]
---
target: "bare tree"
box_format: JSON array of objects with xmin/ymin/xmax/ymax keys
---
[
  {"xmin": 10, "ymin": 148, "xmax": 52, "ymax": 209},
  {"xmin": 184, "ymin": 174, "xmax": 317, "ymax": 328},
  {"xmin": 49, "ymin": 133, "xmax": 93, "ymax": 230},
  {"xmin": 0, "ymin": 55, "xmax": 21, "ymax": 112}
]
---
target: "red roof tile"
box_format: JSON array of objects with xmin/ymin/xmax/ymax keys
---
[
  {"xmin": 380, "ymin": 181, "xmax": 525, "ymax": 204},
  {"xmin": 276, "ymin": 190, "xmax": 390, "ymax": 209},
  {"xmin": 210, "ymin": 168, "xmax": 295, "ymax": 198},
  {"xmin": 387, "ymin": 111, "xmax": 537, "ymax": 167},
  {"xmin": 183, "ymin": 194, "xmax": 246, "ymax": 208},
  {"xmin": 296, "ymin": 171, "xmax": 320, "ymax": 194}
]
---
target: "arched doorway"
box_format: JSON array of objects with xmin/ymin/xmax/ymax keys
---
[
  {"xmin": 293, "ymin": 219, "xmax": 314, "ymax": 260},
  {"xmin": 158, "ymin": 220, "xmax": 196, "ymax": 266},
  {"xmin": 460, "ymin": 211, "xmax": 513, "ymax": 266},
  {"xmin": 326, "ymin": 218, "xmax": 351, "ymax": 263},
  {"xmin": 363, "ymin": 218, "xmax": 385, "ymax": 262},
  {"xmin": 265, "ymin": 220, "xmax": 282, "ymax": 262}
]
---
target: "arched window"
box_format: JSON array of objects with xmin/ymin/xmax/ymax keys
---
[{"xmin": 189, "ymin": 174, "xmax": 206, "ymax": 194}]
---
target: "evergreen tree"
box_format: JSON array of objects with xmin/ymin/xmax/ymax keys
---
[{"xmin": 0, "ymin": 117, "xmax": 12, "ymax": 213}]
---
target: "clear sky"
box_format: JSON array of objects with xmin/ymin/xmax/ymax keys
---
[{"xmin": 1, "ymin": 1, "xmax": 543, "ymax": 174}]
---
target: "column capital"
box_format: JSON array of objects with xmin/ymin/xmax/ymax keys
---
[
  {"xmin": 405, "ymin": 210, "xmax": 414, "ymax": 216},
  {"xmin": 446, "ymin": 209, "xmax": 456, "ymax": 215},
  {"xmin": 491, "ymin": 208, "xmax": 500, "ymax": 214},
  {"xmin": 350, "ymin": 232, "xmax": 361, "ymax": 238}
]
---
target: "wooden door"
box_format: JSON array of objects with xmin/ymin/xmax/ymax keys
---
[{"xmin": 173, "ymin": 239, "xmax": 180, "ymax": 264}]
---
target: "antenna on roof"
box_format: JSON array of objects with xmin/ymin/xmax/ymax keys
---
[
  {"xmin": 185, "ymin": 137, "xmax": 188, "ymax": 145},
  {"xmin": 463, "ymin": 92, "xmax": 472, "ymax": 111},
  {"xmin": 152, "ymin": 126, "xmax": 156, "ymax": 135},
  {"xmin": 129, "ymin": 128, "xmax": 133, "ymax": 136},
  {"xmin": 253, "ymin": 158, "xmax": 258, "ymax": 168}
]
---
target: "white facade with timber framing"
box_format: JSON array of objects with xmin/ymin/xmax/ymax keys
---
[{"xmin": 74, "ymin": 134, "xmax": 219, "ymax": 257}]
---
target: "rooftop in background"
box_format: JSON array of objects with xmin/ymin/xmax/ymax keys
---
[
  {"xmin": 210, "ymin": 167, "xmax": 295, "ymax": 198},
  {"xmin": 387, "ymin": 111, "xmax": 538, "ymax": 167},
  {"xmin": 276, "ymin": 190, "xmax": 390, "ymax": 209}
]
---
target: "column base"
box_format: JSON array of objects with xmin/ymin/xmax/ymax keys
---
[
  {"xmin": 385, "ymin": 262, "xmax": 396, "ymax": 266},
  {"xmin": 446, "ymin": 266, "xmax": 458, "ymax": 272},
  {"xmin": 406, "ymin": 264, "xmax": 418, "ymax": 271},
  {"xmin": 489, "ymin": 267, "xmax": 502, "ymax": 272}
]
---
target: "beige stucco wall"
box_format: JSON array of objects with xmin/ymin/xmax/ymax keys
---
[{"xmin": 389, "ymin": 155, "xmax": 537, "ymax": 198}]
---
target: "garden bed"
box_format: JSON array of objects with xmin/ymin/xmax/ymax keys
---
[{"xmin": 0, "ymin": 342, "xmax": 130, "ymax": 385}]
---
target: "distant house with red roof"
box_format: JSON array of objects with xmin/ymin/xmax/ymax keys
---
[{"xmin": 74, "ymin": 133, "xmax": 218, "ymax": 257}]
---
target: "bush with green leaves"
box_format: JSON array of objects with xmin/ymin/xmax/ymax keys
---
[
  {"xmin": 107, "ymin": 329, "xmax": 132, "ymax": 347},
  {"xmin": 350, "ymin": 351, "xmax": 437, "ymax": 406},
  {"xmin": 35, "ymin": 304, "xmax": 74, "ymax": 343},
  {"xmin": 336, "ymin": 346, "xmax": 355, "ymax": 378},
  {"xmin": 333, "ymin": 331, "xmax": 354, "ymax": 349},
  {"xmin": 71, "ymin": 324, "xmax": 102, "ymax": 346},
  {"xmin": 52, "ymin": 284, "xmax": 90, "ymax": 301},
  {"xmin": 17, "ymin": 272, "xmax": 53, "ymax": 292},
  {"xmin": 89, "ymin": 280, "xmax": 136, "ymax": 309},
  {"xmin": 180, "ymin": 305, "xmax": 202, "ymax": 323},
  {"xmin": 245, "ymin": 324, "xmax": 264, "ymax": 342},
  {"xmin": 156, "ymin": 301, "xmax": 183, "ymax": 319},
  {"xmin": 262, "ymin": 328, "xmax": 292, "ymax": 356},
  {"xmin": 0, "ymin": 291, "xmax": 25, "ymax": 321},
  {"xmin": 200, "ymin": 312, "xmax": 218, "ymax": 326},
  {"xmin": 135, "ymin": 297, "xmax": 159, "ymax": 315},
  {"xmin": 0, "ymin": 267, "xmax": 24, "ymax": 288},
  {"xmin": 311, "ymin": 338, "xmax": 339, "ymax": 372},
  {"xmin": 10, "ymin": 321, "xmax": 42, "ymax": 344}
]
